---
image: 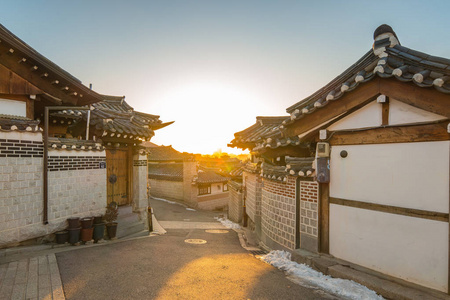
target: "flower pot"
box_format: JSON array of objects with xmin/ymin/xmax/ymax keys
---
[
  {"xmin": 81, "ymin": 227, "xmax": 94, "ymax": 242},
  {"xmin": 80, "ymin": 217, "xmax": 94, "ymax": 229},
  {"xmin": 55, "ymin": 230, "xmax": 68, "ymax": 244},
  {"xmin": 106, "ymin": 222, "xmax": 118, "ymax": 239},
  {"xmin": 68, "ymin": 227, "xmax": 81, "ymax": 245},
  {"xmin": 93, "ymin": 215, "xmax": 103, "ymax": 224},
  {"xmin": 67, "ymin": 217, "xmax": 80, "ymax": 229},
  {"xmin": 93, "ymin": 223, "xmax": 105, "ymax": 242}
]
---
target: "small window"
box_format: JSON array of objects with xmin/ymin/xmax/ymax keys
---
[
  {"xmin": 223, "ymin": 183, "xmax": 228, "ymax": 191},
  {"xmin": 198, "ymin": 184, "xmax": 211, "ymax": 195}
]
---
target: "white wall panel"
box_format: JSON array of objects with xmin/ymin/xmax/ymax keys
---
[
  {"xmin": 330, "ymin": 204, "xmax": 448, "ymax": 292},
  {"xmin": 330, "ymin": 141, "xmax": 449, "ymax": 213},
  {"xmin": 327, "ymin": 100, "xmax": 381, "ymax": 131},
  {"xmin": 389, "ymin": 99, "xmax": 446, "ymax": 125}
]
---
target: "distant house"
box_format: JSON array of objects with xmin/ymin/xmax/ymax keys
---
[
  {"xmin": 147, "ymin": 146, "xmax": 230, "ymax": 210},
  {"xmin": 0, "ymin": 24, "xmax": 171, "ymax": 247},
  {"xmin": 230, "ymin": 24, "xmax": 450, "ymax": 294}
]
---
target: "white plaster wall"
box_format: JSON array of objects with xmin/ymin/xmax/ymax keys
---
[
  {"xmin": 327, "ymin": 100, "xmax": 381, "ymax": 131},
  {"xmin": 208, "ymin": 182, "xmax": 226, "ymax": 195},
  {"xmin": 0, "ymin": 98, "xmax": 26, "ymax": 117},
  {"xmin": 330, "ymin": 204, "xmax": 448, "ymax": 292},
  {"xmin": 330, "ymin": 141, "xmax": 449, "ymax": 213},
  {"xmin": 389, "ymin": 99, "xmax": 447, "ymax": 125}
]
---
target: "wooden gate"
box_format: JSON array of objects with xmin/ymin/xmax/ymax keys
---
[{"xmin": 106, "ymin": 149, "xmax": 129, "ymax": 206}]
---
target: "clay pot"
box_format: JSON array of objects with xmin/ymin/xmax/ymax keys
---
[
  {"xmin": 68, "ymin": 227, "xmax": 81, "ymax": 245},
  {"xmin": 80, "ymin": 217, "xmax": 94, "ymax": 229},
  {"xmin": 55, "ymin": 230, "xmax": 68, "ymax": 244},
  {"xmin": 81, "ymin": 227, "xmax": 94, "ymax": 242},
  {"xmin": 93, "ymin": 215, "xmax": 103, "ymax": 224},
  {"xmin": 93, "ymin": 223, "xmax": 105, "ymax": 242},
  {"xmin": 67, "ymin": 217, "xmax": 80, "ymax": 229},
  {"xmin": 106, "ymin": 222, "xmax": 118, "ymax": 239}
]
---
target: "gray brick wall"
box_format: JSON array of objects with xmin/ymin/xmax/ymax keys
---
[
  {"xmin": 0, "ymin": 131, "xmax": 107, "ymax": 247},
  {"xmin": 261, "ymin": 176, "xmax": 296, "ymax": 250},
  {"xmin": 244, "ymin": 171, "xmax": 262, "ymax": 223}
]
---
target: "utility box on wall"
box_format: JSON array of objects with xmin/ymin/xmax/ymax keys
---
[{"xmin": 316, "ymin": 157, "xmax": 330, "ymax": 183}]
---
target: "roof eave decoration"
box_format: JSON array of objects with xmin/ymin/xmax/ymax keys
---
[
  {"xmin": 229, "ymin": 116, "xmax": 289, "ymax": 150},
  {"xmin": 0, "ymin": 116, "xmax": 41, "ymax": 132},
  {"xmin": 283, "ymin": 24, "xmax": 450, "ymax": 127},
  {"xmin": 261, "ymin": 157, "xmax": 315, "ymax": 182},
  {"xmin": 0, "ymin": 24, "xmax": 103, "ymax": 106}
]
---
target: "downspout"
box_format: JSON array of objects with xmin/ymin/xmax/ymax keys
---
[{"xmin": 43, "ymin": 106, "xmax": 90, "ymax": 225}]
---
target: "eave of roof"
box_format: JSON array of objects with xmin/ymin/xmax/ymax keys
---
[{"xmin": 0, "ymin": 24, "xmax": 103, "ymax": 106}]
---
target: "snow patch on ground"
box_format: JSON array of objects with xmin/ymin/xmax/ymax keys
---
[
  {"xmin": 214, "ymin": 217, "xmax": 241, "ymax": 229},
  {"xmin": 186, "ymin": 208, "xmax": 196, "ymax": 211},
  {"xmin": 260, "ymin": 251, "xmax": 384, "ymax": 300}
]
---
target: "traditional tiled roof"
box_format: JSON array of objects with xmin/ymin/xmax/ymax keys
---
[
  {"xmin": 48, "ymin": 137, "xmax": 104, "ymax": 151},
  {"xmin": 0, "ymin": 24, "xmax": 103, "ymax": 105},
  {"xmin": 285, "ymin": 24, "xmax": 450, "ymax": 123},
  {"xmin": 228, "ymin": 116, "xmax": 287, "ymax": 150},
  {"xmin": 147, "ymin": 145, "xmax": 193, "ymax": 162},
  {"xmin": 0, "ymin": 115, "xmax": 41, "ymax": 132},
  {"xmin": 228, "ymin": 180, "xmax": 243, "ymax": 192},
  {"xmin": 148, "ymin": 162, "xmax": 183, "ymax": 181},
  {"xmin": 229, "ymin": 166, "xmax": 244, "ymax": 178},
  {"xmin": 52, "ymin": 96, "xmax": 174, "ymax": 141},
  {"xmin": 196, "ymin": 168, "xmax": 228, "ymax": 184},
  {"xmin": 260, "ymin": 163, "xmax": 288, "ymax": 182},
  {"xmin": 243, "ymin": 162, "xmax": 261, "ymax": 174},
  {"xmin": 285, "ymin": 157, "xmax": 315, "ymax": 177},
  {"xmin": 254, "ymin": 24, "xmax": 450, "ymax": 150},
  {"xmin": 261, "ymin": 157, "xmax": 315, "ymax": 182}
]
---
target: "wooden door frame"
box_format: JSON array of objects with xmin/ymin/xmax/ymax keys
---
[{"xmin": 105, "ymin": 147, "xmax": 131, "ymax": 206}]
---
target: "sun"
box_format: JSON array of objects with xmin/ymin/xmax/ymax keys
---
[{"xmin": 150, "ymin": 80, "xmax": 259, "ymax": 155}]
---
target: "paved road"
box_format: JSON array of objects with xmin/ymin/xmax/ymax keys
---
[{"xmin": 57, "ymin": 198, "xmax": 339, "ymax": 299}]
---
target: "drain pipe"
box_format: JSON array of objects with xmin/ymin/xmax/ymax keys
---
[{"xmin": 43, "ymin": 106, "xmax": 90, "ymax": 224}]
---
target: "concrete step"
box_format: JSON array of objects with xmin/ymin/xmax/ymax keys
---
[{"xmin": 117, "ymin": 221, "xmax": 147, "ymax": 239}]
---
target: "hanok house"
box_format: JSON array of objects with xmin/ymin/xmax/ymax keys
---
[
  {"xmin": 229, "ymin": 116, "xmax": 317, "ymax": 249},
  {"xmin": 147, "ymin": 145, "xmax": 230, "ymax": 210},
  {"xmin": 234, "ymin": 24, "xmax": 450, "ymax": 294},
  {"xmin": 0, "ymin": 24, "xmax": 171, "ymax": 247},
  {"xmin": 51, "ymin": 96, "xmax": 173, "ymax": 222}
]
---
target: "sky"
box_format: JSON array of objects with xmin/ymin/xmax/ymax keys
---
[{"xmin": 1, "ymin": 1, "xmax": 449, "ymax": 154}]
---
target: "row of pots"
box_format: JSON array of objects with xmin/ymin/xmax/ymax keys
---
[{"xmin": 55, "ymin": 216, "xmax": 118, "ymax": 245}]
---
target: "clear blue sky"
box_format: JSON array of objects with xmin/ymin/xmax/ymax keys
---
[{"xmin": 2, "ymin": 1, "xmax": 449, "ymax": 154}]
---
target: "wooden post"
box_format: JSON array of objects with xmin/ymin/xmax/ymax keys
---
[
  {"xmin": 319, "ymin": 183, "xmax": 330, "ymax": 254},
  {"xmin": 382, "ymin": 96, "xmax": 390, "ymax": 126}
]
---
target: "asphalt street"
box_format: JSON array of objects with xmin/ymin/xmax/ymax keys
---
[{"xmin": 56, "ymin": 198, "xmax": 340, "ymax": 299}]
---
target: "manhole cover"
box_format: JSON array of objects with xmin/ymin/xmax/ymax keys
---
[
  {"xmin": 184, "ymin": 239, "xmax": 207, "ymax": 244},
  {"xmin": 205, "ymin": 230, "xmax": 229, "ymax": 234}
]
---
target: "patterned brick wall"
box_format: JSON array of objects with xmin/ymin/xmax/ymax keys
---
[
  {"xmin": 300, "ymin": 181, "xmax": 319, "ymax": 237},
  {"xmin": 133, "ymin": 159, "xmax": 148, "ymax": 167},
  {"xmin": 0, "ymin": 132, "xmax": 106, "ymax": 247},
  {"xmin": 48, "ymin": 156, "xmax": 105, "ymax": 171},
  {"xmin": 261, "ymin": 176, "xmax": 296, "ymax": 250},
  {"xmin": 244, "ymin": 171, "xmax": 262, "ymax": 223},
  {"xmin": 0, "ymin": 139, "xmax": 43, "ymax": 158}
]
